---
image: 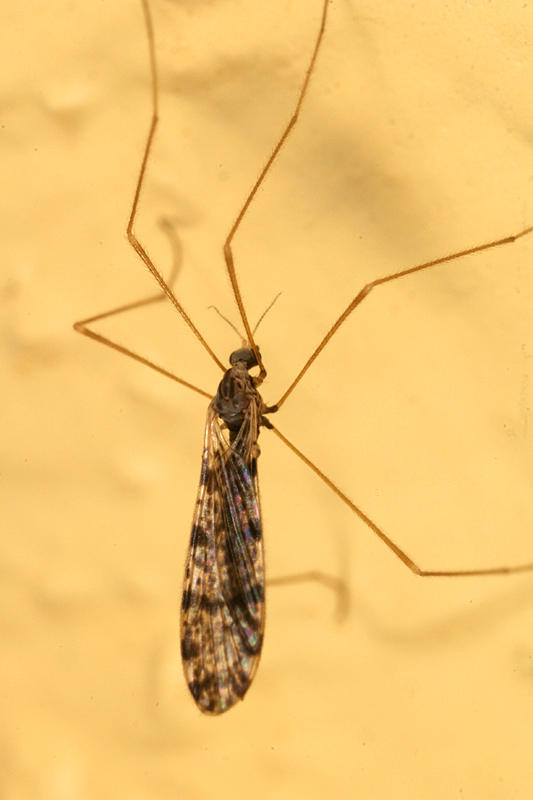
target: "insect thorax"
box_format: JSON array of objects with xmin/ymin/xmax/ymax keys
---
[{"xmin": 213, "ymin": 362, "xmax": 262, "ymax": 441}]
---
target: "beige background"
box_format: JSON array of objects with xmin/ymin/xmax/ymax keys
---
[{"xmin": 3, "ymin": 0, "xmax": 533, "ymax": 797}]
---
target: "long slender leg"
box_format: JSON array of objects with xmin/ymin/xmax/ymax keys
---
[
  {"xmin": 223, "ymin": 0, "xmax": 330, "ymax": 382},
  {"xmin": 74, "ymin": 313, "xmax": 211, "ymax": 400},
  {"xmin": 74, "ymin": 217, "xmax": 211, "ymax": 399},
  {"xmin": 76, "ymin": 216, "xmax": 181, "ymax": 326},
  {"xmin": 269, "ymin": 424, "xmax": 533, "ymax": 578},
  {"xmin": 127, "ymin": 0, "xmax": 225, "ymax": 372},
  {"xmin": 275, "ymin": 224, "xmax": 533, "ymax": 409}
]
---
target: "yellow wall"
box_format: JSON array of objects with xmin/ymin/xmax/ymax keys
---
[{"xmin": 3, "ymin": 1, "xmax": 533, "ymax": 797}]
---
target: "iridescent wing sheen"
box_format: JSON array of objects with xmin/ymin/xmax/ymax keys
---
[{"xmin": 180, "ymin": 405, "xmax": 265, "ymax": 715}]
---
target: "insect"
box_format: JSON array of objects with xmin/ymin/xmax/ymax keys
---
[{"xmin": 74, "ymin": 0, "xmax": 533, "ymax": 714}]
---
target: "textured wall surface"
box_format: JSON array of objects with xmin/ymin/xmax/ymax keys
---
[{"xmin": 3, "ymin": 1, "xmax": 533, "ymax": 798}]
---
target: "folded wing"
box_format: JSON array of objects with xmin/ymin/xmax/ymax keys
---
[{"xmin": 180, "ymin": 406, "xmax": 265, "ymax": 715}]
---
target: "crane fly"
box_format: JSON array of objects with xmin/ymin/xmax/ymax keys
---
[{"xmin": 74, "ymin": 0, "xmax": 533, "ymax": 714}]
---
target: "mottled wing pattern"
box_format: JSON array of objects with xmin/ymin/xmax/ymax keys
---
[{"xmin": 180, "ymin": 405, "xmax": 265, "ymax": 714}]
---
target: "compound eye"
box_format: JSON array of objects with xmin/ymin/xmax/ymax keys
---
[{"xmin": 229, "ymin": 347, "xmax": 260, "ymax": 369}]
